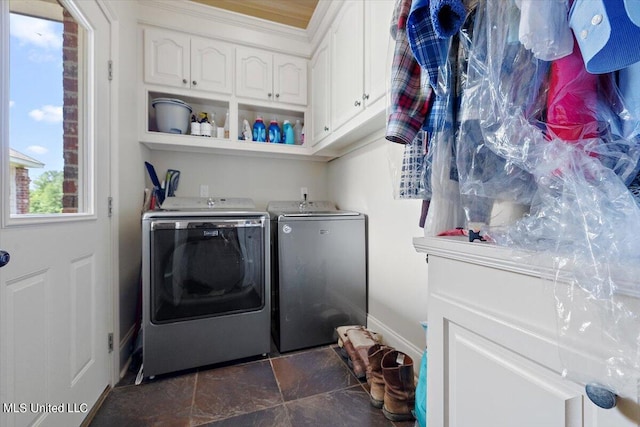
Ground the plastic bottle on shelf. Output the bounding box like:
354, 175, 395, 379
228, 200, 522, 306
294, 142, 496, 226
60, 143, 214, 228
242, 119, 252, 141
199, 112, 212, 137
268, 118, 282, 143
253, 116, 266, 142
294, 119, 303, 145
223, 109, 230, 139
301, 124, 305, 145
283, 120, 295, 145
190, 114, 201, 136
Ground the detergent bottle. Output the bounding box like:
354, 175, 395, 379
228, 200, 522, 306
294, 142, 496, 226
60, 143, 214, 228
268, 118, 281, 143
253, 116, 266, 142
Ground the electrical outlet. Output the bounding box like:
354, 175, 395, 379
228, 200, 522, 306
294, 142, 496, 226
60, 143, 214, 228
200, 184, 209, 198
300, 187, 308, 200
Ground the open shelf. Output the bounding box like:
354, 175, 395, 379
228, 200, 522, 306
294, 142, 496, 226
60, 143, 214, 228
141, 88, 330, 159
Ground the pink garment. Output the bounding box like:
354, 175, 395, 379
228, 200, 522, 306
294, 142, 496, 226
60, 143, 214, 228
546, 38, 599, 143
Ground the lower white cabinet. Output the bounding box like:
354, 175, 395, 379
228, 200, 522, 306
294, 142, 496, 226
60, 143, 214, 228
414, 236, 640, 427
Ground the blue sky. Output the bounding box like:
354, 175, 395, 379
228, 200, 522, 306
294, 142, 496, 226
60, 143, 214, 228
9, 12, 64, 186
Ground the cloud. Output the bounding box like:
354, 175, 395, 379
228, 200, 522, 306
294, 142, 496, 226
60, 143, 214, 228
10, 14, 62, 50
27, 51, 59, 63
29, 105, 63, 123
27, 145, 49, 155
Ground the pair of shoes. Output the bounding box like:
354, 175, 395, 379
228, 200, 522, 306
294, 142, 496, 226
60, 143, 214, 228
367, 344, 416, 422
336, 325, 381, 380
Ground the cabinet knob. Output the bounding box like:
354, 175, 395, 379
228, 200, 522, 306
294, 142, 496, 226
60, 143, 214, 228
182, 79, 188, 84
585, 384, 617, 409
268, 93, 272, 98
276, 93, 280, 98
363, 93, 370, 100
192, 80, 197, 86
324, 126, 329, 131
354, 100, 361, 107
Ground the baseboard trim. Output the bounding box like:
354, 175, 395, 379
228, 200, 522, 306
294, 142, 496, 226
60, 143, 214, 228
80, 385, 111, 427
366, 315, 424, 365
119, 324, 137, 380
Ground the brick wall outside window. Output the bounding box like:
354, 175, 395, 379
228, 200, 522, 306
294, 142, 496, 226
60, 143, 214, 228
15, 167, 30, 214
62, 9, 79, 213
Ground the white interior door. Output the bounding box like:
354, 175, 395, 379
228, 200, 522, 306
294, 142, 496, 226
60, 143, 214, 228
0, 1, 112, 426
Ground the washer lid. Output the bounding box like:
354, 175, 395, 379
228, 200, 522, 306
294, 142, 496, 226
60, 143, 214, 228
161, 197, 255, 210
267, 200, 360, 217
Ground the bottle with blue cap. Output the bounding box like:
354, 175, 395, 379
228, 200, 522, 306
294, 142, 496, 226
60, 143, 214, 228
283, 120, 295, 145
253, 116, 266, 142
268, 118, 281, 143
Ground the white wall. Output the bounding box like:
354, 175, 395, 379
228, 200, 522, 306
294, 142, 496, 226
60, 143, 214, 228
148, 152, 328, 209
328, 135, 429, 360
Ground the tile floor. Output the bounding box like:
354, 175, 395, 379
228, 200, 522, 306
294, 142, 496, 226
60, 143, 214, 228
88, 344, 416, 427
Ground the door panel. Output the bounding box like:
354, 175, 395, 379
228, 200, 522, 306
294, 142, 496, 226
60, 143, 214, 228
4, 273, 49, 427
331, 0, 364, 131
364, 0, 394, 106
311, 33, 330, 143
1, 1, 112, 426
144, 27, 190, 88
191, 37, 233, 94
447, 322, 583, 427
274, 54, 307, 105
236, 46, 273, 100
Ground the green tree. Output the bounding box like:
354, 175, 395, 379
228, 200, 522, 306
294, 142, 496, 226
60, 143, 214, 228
30, 170, 63, 214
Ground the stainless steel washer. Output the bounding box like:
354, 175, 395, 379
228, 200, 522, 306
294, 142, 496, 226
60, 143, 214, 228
142, 197, 270, 377
268, 201, 367, 352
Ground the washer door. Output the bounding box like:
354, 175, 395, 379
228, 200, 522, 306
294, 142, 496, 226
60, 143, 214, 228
150, 219, 265, 323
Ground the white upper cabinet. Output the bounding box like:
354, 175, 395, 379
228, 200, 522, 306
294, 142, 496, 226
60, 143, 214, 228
330, 0, 364, 132
330, 0, 394, 133
364, 0, 395, 107
236, 46, 307, 106
190, 37, 234, 94
144, 27, 233, 95
311, 32, 331, 143
144, 27, 189, 87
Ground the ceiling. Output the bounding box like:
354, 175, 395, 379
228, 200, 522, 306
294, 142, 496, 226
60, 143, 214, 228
188, 0, 319, 29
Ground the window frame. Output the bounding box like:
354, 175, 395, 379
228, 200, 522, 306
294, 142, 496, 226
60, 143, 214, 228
2, 0, 97, 227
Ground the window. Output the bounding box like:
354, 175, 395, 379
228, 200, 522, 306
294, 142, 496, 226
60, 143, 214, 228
8, 0, 83, 215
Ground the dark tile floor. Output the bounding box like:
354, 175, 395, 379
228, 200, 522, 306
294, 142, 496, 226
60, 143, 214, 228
88, 344, 416, 427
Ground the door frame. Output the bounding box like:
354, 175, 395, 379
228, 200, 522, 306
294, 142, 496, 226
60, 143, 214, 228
97, 0, 121, 388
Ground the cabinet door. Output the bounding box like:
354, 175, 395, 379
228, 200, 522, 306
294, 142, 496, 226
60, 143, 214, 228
236, 46, 273, 101
190, 37, 233, 95
364, 0, 394, 106
331, 0, 364, 131
426, 251, 640, 427
311, 33, 331, 144
273, 54, 307, 105
442, 322, 584, 427
144, 27, 190, 88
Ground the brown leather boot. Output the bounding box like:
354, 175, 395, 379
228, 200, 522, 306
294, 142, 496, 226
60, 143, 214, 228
381, 350, 415, 421
335, 326, 381, 380
367, 344, 393, 408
